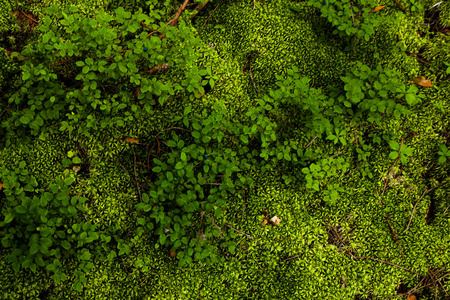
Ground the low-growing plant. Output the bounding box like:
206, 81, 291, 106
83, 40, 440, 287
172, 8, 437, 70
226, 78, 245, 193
301, 157, 349, 205
307, 0, 393, 42
3, 4, 208, 143
336, 62, 425, 126
438, 144, 450, 164
134, 101, 244, 268
387, 139, 413, 164
0, 160, 110, 291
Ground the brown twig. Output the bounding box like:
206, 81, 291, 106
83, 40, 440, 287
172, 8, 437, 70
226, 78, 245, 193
405, 188, 431, 232
167, 0, 190, 27
199, 3, 220, 33
140, 21, 151, 30
342, 163, 361, 180
330, 148, 347, 159
139, 276, 149, 286
225, 224, 254, 240
190, 0, 210, 19
248, 54, 260, 95
305, 134, 318, 149
382, 138, 404, 195
143, 0, 189, 40
121, 257, 129, 273
142, 63, 171, 74
392, 0, 408, 14
280, 254, 302, 262
405, 49, 430, 66
113, 156, 147, 189
13, 0, 39, 24
53, 56, 81, 66
384, 214, 405, 260
131, 145, 142, 203
0, 103, 11, 118
331, 226, 358, 261
155, 127, 192, 137
241, 189, 246, 220
357, 256, 422, 276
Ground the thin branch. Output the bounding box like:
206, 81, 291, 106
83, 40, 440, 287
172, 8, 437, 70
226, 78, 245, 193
383, 138, 404, 195
357, 256, 422, 276
241, 188, 246, 221
342, 163, 361, 180
405, 188, 431, 232
0, 103, 11, 118
225, 224, 254, 240
190, 0, 210, 19
139, 276, 149, 286
155, 127, 192, 137
305, 134, 318, 149
167, 0, 190, 27
330, 148, 347, 159
385, 214, 405, 260
331, 226, 358, 261
280, 254, 302, 262
392, 0, 408, 13
142, 63, 171, 74
131, 145, 142, 203
199, 3, 220, 33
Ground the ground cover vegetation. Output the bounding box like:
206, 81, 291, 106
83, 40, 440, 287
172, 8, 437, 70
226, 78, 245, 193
0, 0, 450, 299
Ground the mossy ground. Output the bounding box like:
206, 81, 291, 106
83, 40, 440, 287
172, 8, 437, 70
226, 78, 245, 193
1, 0, 450, 299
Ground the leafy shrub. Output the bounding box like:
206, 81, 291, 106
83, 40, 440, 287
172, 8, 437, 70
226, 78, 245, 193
3, 4, 207, 143
0, 161, 109, 291
263, 66, 334, 139
135, 101, 243, 268
307, 0, 393, 42
302, 157, 349, 205
438, 144, 450, 164
335, 61, 425, 126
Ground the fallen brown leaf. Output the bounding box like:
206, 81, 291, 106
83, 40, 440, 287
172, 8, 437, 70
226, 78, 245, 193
268, 216, 282, 226
123, 137, 139, 143
411, 77, 432, 87
407, 295, 416, 300
0, 182, 2, 191
169, 248, 177, 258
261, 210, 269, 217
370, 6, 385, 12
261, 219, 268, 226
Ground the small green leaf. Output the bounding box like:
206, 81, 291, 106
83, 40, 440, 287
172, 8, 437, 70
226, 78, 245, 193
20, 116, 30, 124
119, 64, 127, 73
159, 233, 166, 245
22, 72, 31, 81
389, 151, 398, 159
79, 250, 91, 260
405, 94, 416, 105
64, 177, 74, 186
175, 162, 184, 169
72, 157, 82, 164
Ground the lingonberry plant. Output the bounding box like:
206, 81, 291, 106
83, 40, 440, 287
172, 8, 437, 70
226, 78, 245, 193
307, 0, 394, 42
135, 101, 243, 268
0, 161, 109, 291
335, 62, 425, 126
4, 4, 208, 144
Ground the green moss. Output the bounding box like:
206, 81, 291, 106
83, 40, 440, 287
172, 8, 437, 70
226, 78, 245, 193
1, 0, 450, 298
